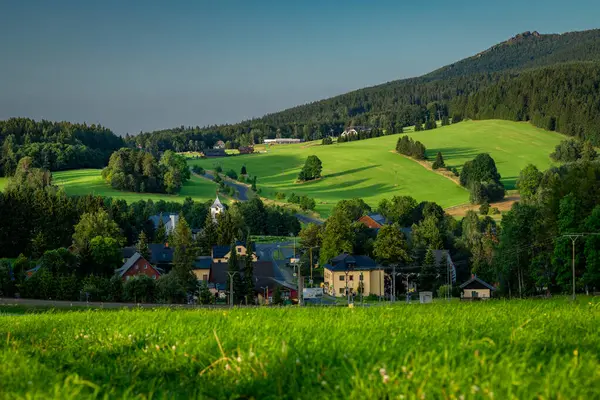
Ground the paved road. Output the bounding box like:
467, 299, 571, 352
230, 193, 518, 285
199, 171, 323, 225
201, 172, 250, 201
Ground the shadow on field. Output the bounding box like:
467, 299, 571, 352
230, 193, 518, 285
426, 147, 479, 161
501, 176, 517, 190
325, 165, 381, 179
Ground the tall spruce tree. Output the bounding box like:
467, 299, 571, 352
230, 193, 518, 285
227, 238, 244, 304
135, 231, 151, 260
243, 235, 255, 304
155, 214, 167, 243
172, 214, 196, 291
419, 248, 437, 291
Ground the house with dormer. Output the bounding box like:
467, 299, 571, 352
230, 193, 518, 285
211, 241, 257, 263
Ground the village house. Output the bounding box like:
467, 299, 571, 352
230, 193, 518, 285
340, 126, 371, 137
460, 275, 496, 300
209, 260, 297, 303
211, 241, 257, 263
213, 140, 226, 149
148, 213, 179, 235
148, 243, 174, 271
323, 253, 384, 297
193, 256, 212, 282
115, 252, 161, 281
357, 213, 388, 229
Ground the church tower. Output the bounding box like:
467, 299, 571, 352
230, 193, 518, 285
210, 195, 225, 223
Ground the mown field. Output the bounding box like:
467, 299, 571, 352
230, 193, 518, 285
190, 120, 563, 216
45, 169, 217, 204
0, 299, 598, 399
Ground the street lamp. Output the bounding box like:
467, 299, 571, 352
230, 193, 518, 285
260, 286, 269, 305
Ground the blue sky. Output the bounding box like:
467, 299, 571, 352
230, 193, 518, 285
0, 0, 598, 134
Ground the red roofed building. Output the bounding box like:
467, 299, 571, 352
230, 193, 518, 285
115, 252, 161, 281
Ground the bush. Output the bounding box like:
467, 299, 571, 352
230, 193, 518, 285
322, 137, 333, 145
225, 169, 238, 180
156, 272, 188, 304
299, 196, 316, 211
432, 152, 445, 169
449, 167, 460, 177
490, 207, 501, 215
191, 165, 205, 175
124, 275, 157, 303
437, 284, 452, 299
241, 165, 247, 175
288, 193, 300, 204
395, 136, 426, 159
275, 192, 286, 201
479, 202, 490, 215
214, 165, 223, 173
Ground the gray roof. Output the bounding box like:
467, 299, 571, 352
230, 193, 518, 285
324, 253, 379, 272
367, 213, 387, 226
194, 256, 212, 269
149, 243, 174, 264
115, 252, 143, 277
148, 214, 178, 230
211, 196, 224, 210
460, 276, 496, 291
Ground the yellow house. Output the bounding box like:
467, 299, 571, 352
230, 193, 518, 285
323, 254, 385, 297
193, 256, 212, 282
211, 242, 258, 263
460, 275, 496, 300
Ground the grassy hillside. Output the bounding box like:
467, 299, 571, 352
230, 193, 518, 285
191, 120, 562, 215
1, 299, 599, 399
408, 120, 564, 189
0, 169, 217, 204
193, 136, 469, 217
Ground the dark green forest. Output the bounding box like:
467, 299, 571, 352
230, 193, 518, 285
0, 118, 123, 176
125, 29, 600, 152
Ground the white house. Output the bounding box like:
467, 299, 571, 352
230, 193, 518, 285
148, 213, 179, 235
210, 195, 225, 223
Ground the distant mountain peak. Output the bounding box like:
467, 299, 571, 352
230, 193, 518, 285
475, 31, 543, 58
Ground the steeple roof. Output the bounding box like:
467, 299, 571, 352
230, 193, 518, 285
211, 195, 224, 210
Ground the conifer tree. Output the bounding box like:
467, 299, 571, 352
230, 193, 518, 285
227, 238, 244, 304
432, 152, 445, 169
155, 214, 167, 243
243, 235, 255, 304
135, 231, 151, 260
419, 248, 437, 291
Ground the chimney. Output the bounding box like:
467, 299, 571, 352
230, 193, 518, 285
471, 273, 475, 279
165, 242, 169, 248
170, 214, 177, 231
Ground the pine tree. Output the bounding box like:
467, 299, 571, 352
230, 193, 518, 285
198, 213, 218, 255
581, 140, 597, 161
419, 248, 437, 291
243, 235, 255, 304
227, 238, 244, 304
241, 165, 247, 175
432, 152, 445, 169
155, 214, 167, 243
172, 214, 196, 291
135, 231, 150, 260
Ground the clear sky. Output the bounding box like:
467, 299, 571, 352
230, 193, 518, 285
1, 0, 598, 134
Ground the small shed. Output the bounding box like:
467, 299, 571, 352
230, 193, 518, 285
460, 275, 495, 300
419, 291, 433, 304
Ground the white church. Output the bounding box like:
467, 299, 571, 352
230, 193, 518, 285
210, 195, 225, 223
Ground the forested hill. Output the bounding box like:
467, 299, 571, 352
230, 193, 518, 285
424, 29, 600, 80
0, 118, 123, 176
128, 28, 600, 151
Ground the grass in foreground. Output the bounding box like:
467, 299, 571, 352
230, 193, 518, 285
190, 120, 562, 216
1, 299, 598, 399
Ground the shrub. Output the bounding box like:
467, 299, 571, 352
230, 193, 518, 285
479, 202, 490, 215
322, 137, 333, 145
490, 207, 501, 215
432, 152, 445, 169
299, 196, 316, 211
241, 165, 247, 175
225, 169, 238, 180
275, 192, 286, 201
191, 165, 205, 175
288, 193, 300, 204
124, 275, 157, 303
437, 284, 452, 298
214, 165, 223, 173
449, 167, 459, 177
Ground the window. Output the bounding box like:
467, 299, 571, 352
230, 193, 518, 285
339, 275, 345, 281
203, 274, 208, 282
339, 288, 345, 294
126, 276, 130, 281
144, 264, 148, 270
134, 265, 139, 270
349, 275, 354, 281
153, 275, 157, 280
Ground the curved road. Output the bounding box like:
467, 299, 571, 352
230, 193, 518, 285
196, 170, 323, 225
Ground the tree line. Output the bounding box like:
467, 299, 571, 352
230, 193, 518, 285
0, 118, 123, 176
102, 148, 190, 194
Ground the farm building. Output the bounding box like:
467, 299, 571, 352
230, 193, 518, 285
238, 146, 254, 154
115, 252, 162, 281
323, 253, 384, 297
341, 126, 371, 137
460, 275, 496, 300
263, 138, 303, 145
203, 148, 227, 157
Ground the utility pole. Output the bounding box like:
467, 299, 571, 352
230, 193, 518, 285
296, 261, 304, 306
563, 234, 584, 301
309, 247, 313, 287
226, 271, 239, 307
392, 265, 396, 303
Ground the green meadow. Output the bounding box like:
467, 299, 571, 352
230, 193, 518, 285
409, 120, 564, 189
51, 169, 218, 204
191, 120, 563, 216
1, 299, 599, 399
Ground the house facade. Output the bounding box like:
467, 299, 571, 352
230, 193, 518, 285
193, 256, 212, 282
460, 275, 495, 299
341, 126, 371, 137
214, 140, 226, 149
323, 253, 384, 297
115, 252, 161, 281
211, 241, 257, 263
148, 213, 179, 235
357, 213, 387, 229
